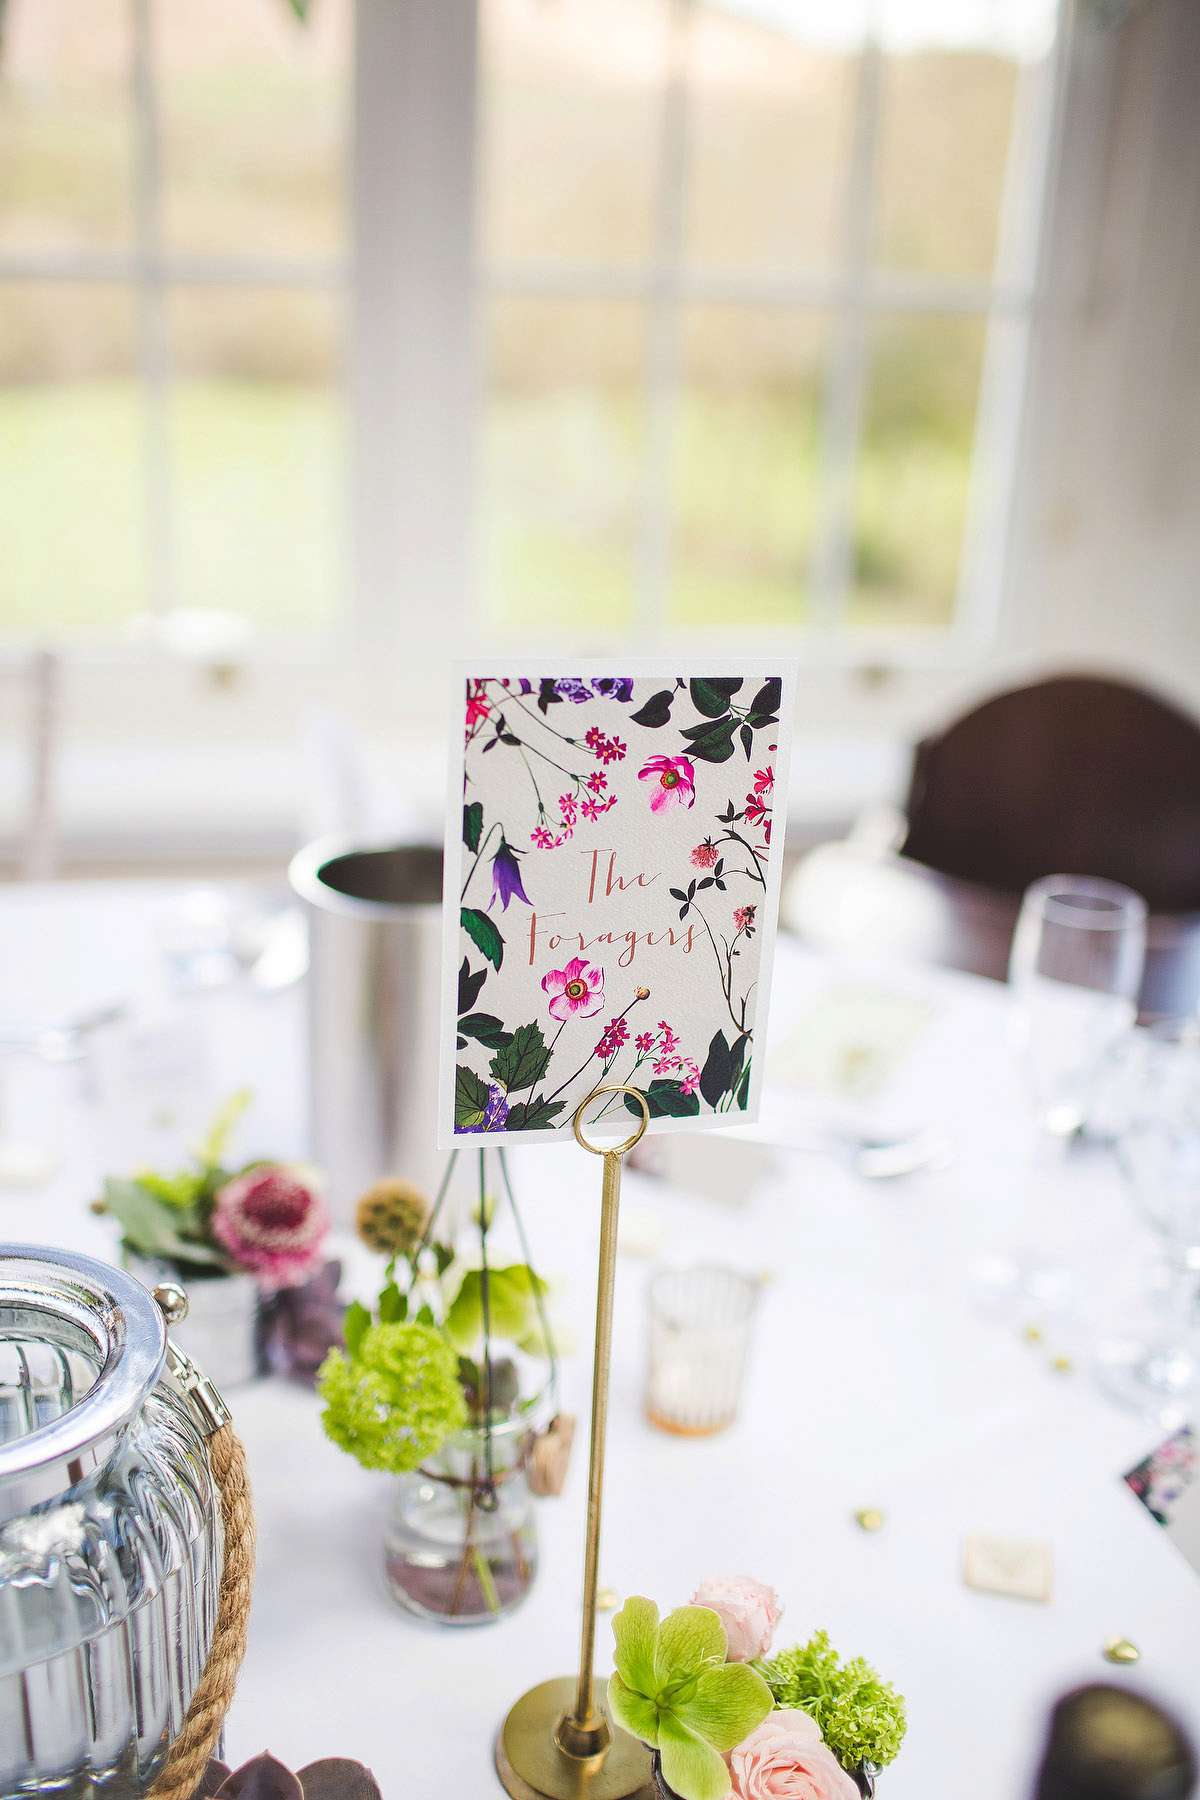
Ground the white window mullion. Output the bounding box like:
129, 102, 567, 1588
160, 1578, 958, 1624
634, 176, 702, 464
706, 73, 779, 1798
954, 13, 1069, 652
131, 0, 173, 618
808, 25, 883, 631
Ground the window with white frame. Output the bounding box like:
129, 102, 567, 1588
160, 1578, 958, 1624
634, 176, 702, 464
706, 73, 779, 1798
0, 0, 1059, 650
0, 0, 349, 634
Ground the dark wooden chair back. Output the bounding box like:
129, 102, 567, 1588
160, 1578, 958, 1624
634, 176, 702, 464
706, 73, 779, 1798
902, 675, 1200, 912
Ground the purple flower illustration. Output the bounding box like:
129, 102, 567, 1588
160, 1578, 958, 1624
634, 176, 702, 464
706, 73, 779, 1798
591, 676, 634, 702
462, 1083, 511, 1133
554, 677, 593, 704
489, 837, 531, 911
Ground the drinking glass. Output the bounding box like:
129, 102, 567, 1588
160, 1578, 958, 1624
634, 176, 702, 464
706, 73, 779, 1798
974, 875, 1147, 1320
1096, 1020, 1200, 1426
1009, 875, 1147, 1138
645, 1266, 759, 1436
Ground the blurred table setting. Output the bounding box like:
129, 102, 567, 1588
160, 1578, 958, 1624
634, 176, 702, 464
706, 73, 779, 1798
0, 874, 1197, 1799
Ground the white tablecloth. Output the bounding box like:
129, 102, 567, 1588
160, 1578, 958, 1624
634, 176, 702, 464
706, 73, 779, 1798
0, 880, 1195, 1800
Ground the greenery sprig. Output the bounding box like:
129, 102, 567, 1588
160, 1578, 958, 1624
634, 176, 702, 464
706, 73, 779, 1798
756, 1631, 907, 1771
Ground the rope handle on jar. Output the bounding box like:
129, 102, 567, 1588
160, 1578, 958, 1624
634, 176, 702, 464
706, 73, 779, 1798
148, 1289, 257, 1800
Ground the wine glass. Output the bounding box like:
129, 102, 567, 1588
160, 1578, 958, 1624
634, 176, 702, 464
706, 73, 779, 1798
1096, 1020, 1200, 1427
974, 875, 1147, 1320
1009, 875, 1147, 1138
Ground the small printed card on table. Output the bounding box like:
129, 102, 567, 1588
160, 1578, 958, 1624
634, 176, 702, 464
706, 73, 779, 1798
439, 663, 795, 1146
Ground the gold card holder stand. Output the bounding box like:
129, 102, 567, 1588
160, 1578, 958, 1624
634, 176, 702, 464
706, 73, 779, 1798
495, 1085, 656, 1800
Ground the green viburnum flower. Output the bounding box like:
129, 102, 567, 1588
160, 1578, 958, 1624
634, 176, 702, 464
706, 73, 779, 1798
608, 1598, 772, 1800
317, 1322, 467, 1474
756, 1632, 907, 1771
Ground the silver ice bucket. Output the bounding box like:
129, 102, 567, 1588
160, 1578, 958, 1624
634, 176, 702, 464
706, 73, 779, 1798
289, 837, 445, 1222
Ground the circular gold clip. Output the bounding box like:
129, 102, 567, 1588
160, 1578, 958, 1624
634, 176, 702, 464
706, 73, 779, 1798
572, 1085, 650, 1158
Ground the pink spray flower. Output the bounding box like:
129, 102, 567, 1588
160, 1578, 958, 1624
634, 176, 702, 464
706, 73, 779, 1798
211, 1165, 329, 1289
638, 755, 696, 814
542, 957, 606, 1022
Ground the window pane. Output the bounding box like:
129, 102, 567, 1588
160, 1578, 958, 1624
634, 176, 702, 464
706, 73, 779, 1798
481, 297, 645, 630
670, 306, 826, 627
157, 0, 350, 255
167, 287, 344, 624
0, 0, 134, 250
479, 0, 669, 266
872, 49, 1019, 277
0, 284, 145, 628
683, 7, 858, 273
850, 313, 985, 626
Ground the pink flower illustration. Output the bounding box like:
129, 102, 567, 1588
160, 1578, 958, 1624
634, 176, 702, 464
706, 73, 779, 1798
734, 904, 757, 935
531, 825, 556, 849
753, 766, 775, 799
595, 1017, 629, 1060
691, 840, 719, 869
745, 792, 770, 828
585, 771, 608, 794
635, 1031, 656, 1053
638, 755, 696, 814
211, 1165, 329, 1289
542, 957, 605, 1022
465, 681, 491, 728
586, 726, 627, 765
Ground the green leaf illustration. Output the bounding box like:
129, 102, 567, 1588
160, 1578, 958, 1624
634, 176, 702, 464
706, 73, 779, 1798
458, 1012, 513, 1051
458, 958, 487, 1015
698, 1031, 732, 1107
504, 1097, 566, 1131
463, 801, 483, 852
747, 676, 782, 722
630, 688, 675, 728
489, 1022, 551, 1094
679, 716, 738, 763
623, 1079, 700, 1120
454, 1065, 491, 1128
689, 676, 742, 718
462, 906, 504, 971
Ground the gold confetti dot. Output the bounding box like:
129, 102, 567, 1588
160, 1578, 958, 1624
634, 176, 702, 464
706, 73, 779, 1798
1050, 1355, 1074, 1374
855, 1509, 884, 1532
1023, 1325, 1044, 1344
596, 1587, 619, 1612
1103, 1637, 1140, 1665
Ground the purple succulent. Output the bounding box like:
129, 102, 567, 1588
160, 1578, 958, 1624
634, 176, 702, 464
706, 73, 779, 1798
592, 676, 634, 702
257, 1259, 345, 1386
489, 837, 530, 911
191, 1753, 381, 1800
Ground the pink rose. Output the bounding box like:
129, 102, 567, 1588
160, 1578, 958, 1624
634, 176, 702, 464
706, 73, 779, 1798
690, 1575, 782, 1662
730, 1710, 860, 1800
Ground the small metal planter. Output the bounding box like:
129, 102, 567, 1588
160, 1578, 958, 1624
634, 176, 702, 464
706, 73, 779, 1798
126, 1253, 260, 1392
0, 1245, 224, 1797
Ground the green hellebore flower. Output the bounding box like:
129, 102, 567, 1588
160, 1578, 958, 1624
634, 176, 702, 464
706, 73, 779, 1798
608, 1598, 772, 1800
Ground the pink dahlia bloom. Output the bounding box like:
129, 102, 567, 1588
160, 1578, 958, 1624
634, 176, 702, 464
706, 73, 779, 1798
638, 755, 696, 814
691, 1574, 782, 1661
212, 1165, 329, 1289
542, 957, 605, 1022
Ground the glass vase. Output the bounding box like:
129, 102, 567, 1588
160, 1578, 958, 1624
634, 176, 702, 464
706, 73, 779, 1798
383, 1413, 538, 1625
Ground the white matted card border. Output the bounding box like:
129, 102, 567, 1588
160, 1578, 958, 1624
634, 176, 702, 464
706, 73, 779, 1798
437, 657, 796, 1149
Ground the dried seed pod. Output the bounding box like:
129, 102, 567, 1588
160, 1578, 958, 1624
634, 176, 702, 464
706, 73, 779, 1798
355, 1178, 429, 1257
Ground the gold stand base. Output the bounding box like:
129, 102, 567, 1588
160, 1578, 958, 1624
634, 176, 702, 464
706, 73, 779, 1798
495, 1677, 656, 1800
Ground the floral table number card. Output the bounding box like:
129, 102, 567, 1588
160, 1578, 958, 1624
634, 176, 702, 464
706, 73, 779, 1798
439, 662, 795, 1145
